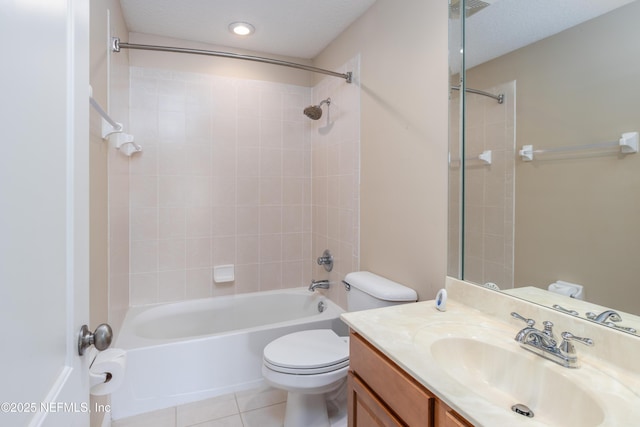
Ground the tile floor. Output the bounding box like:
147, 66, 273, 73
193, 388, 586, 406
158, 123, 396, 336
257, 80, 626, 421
112, 386, 288, 427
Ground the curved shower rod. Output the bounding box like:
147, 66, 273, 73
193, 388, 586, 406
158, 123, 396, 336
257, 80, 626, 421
112, 38, 352, 84
450, 85, 504, 104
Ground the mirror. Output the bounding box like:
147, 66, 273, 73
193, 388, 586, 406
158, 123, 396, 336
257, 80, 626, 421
449, 0, 640, 333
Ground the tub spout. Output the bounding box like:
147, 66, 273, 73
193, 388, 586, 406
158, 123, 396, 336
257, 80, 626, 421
309, 279, 330, 292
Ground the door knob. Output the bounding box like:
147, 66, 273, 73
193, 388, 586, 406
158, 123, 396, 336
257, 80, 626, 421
78, 323, 113, 356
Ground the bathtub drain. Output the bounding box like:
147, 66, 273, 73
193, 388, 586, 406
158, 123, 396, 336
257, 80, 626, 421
511, 403, 534, 418
318, 301, 326, 313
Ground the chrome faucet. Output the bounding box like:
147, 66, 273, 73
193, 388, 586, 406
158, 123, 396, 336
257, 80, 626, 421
309, 279, 330, 292
586, 310, 622, 323
585, 310, 637, 333
518, 328, 558, 351
511, 312, 594, 368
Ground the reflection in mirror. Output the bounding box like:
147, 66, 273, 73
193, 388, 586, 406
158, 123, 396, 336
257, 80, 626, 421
448, 1, 463, 281
449, 0, 640, 333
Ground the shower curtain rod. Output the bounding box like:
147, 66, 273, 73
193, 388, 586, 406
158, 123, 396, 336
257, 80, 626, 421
450, 86, 504, 104
112, 38, 352, 83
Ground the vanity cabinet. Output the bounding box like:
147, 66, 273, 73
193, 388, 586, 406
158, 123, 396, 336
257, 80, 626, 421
435, 401, 474, 427
348, 331, 472, 427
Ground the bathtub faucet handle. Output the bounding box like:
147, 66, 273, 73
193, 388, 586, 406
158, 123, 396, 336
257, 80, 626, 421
309, 279, 330, 292
316, 249, 333, 272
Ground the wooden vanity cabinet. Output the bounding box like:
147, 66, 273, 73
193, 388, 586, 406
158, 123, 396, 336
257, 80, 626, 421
435, 400, 474, 427
348, 331, 473, 427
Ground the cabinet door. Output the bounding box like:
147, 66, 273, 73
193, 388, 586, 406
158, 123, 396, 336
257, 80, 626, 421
350, 332, 434, 425
435, 400, 474, 427
348, 373, 405, 427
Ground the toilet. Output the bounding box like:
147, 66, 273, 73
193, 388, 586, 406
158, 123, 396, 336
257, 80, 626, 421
262, 271, 418, 427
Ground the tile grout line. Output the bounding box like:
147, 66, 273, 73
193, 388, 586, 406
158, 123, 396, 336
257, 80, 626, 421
233, 391, 246, 427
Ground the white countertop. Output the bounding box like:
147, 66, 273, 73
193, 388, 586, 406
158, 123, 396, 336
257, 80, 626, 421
341, 278, 640, 427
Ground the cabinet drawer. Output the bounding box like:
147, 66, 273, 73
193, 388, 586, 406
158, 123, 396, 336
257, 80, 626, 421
350, 332, 434, 426
348, 372, 404, 427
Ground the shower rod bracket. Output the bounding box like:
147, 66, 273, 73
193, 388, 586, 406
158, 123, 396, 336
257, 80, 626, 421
111, 37, 353, 84
345, 71, 353, 84
101, 119, 123, 140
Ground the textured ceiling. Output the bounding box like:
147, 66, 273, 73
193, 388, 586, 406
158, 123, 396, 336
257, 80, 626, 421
119, 0, 377, 59
450, 0, 636, 72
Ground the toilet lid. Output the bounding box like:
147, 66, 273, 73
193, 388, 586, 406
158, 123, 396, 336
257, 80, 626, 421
263, 330, 349, 374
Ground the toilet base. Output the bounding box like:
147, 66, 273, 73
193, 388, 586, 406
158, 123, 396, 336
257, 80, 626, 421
284, 392, 330, 427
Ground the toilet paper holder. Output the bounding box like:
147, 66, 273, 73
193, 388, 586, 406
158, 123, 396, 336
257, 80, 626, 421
89, 347, 127, 395
78, 323, 113, 356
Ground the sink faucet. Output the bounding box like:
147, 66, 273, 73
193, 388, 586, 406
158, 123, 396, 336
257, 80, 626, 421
586, 310, 622, 323
585, 310, 637, 333
518, 328, 558, 351
515, 320, 557, 347
309, 279, 330, 292
511, 312, 594, 368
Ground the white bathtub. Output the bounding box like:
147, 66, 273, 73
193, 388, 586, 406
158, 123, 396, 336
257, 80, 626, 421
110, 288, 346, 420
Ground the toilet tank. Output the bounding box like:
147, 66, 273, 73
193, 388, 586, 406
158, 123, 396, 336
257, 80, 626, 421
344, 271, 418, 312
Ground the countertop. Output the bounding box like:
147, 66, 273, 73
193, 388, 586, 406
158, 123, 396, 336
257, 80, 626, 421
341, 289, 640, 427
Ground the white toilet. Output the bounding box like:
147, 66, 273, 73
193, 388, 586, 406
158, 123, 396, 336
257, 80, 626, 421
262, 271, 418, 427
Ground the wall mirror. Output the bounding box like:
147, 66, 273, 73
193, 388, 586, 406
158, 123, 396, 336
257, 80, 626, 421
448, 0, 640, 334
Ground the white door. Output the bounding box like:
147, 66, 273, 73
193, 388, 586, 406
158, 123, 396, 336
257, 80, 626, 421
0, 1, 91, 426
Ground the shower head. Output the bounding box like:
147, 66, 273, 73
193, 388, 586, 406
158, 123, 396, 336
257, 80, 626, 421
303, 98, 331, 120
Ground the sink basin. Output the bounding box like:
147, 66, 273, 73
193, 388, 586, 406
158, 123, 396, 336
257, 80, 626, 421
411, 322, 640, 426
430, 337, 604, 426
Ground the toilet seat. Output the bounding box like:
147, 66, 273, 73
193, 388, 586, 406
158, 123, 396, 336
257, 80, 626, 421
263, 330, 349, 375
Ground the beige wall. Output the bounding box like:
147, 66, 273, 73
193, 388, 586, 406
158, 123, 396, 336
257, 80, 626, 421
313, 0, 450, 300
90, 2, 130, 426
89, 3, 109, 332
466, 2, 640, 312
90, 1, 130, 334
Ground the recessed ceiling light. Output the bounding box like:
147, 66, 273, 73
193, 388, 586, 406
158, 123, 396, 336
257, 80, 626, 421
229, 22, 255, 36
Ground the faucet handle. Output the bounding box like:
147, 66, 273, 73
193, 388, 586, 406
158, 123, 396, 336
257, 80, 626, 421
560, 332, 594, 347
604, 322, 637, 333
559, 332, 594, 359
542, 321, 557, 342
316, 249, 333, 272
511, 312, 535, 327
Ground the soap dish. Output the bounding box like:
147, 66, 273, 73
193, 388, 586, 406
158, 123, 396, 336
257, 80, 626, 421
213, 265, 234, 283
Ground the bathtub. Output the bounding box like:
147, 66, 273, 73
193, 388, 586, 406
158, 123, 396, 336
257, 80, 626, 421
110, 288, 346, 420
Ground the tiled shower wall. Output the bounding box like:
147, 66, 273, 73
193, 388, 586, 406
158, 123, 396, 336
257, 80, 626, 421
310, 57, 361, 309
127, 59, 360, 306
